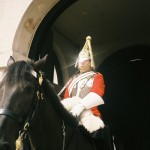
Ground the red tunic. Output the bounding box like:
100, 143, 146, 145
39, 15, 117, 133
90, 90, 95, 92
63, 72, 105, 118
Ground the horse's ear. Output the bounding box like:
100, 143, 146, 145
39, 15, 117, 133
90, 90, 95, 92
34, 54, 48, 72
7, 56, 15, 66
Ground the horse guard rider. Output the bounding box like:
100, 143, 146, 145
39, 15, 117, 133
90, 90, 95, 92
60, 36, 105, 134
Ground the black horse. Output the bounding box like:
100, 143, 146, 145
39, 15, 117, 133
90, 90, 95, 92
0, 55, 98, 150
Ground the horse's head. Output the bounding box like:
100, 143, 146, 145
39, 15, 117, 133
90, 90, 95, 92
0, 55, 48, 150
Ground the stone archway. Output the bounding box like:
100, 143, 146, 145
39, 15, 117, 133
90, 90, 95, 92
12, 0, 60, 61
12, 0, 77, 85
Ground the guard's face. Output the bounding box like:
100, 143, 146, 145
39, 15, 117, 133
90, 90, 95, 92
78, 59, 91, 73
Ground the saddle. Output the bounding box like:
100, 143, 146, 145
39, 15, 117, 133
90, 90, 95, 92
78, 124, 113, 150
91, 125, 114, 150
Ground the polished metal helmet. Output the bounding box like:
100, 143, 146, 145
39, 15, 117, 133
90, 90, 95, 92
75, 36, 95, 69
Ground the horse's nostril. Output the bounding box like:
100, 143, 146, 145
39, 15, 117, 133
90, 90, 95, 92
2, 143, 11, 150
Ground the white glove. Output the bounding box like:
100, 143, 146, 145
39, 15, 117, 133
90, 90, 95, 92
61, 97, 82, 111
70, 103, 85, 117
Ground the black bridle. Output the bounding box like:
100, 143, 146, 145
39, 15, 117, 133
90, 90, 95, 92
0, 108, 23, 123
0, 71, 44, 149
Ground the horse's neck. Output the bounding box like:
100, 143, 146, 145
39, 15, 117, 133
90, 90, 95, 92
28, 82, 96, 150
28, 98, 65, 149
28, 98, 96, 150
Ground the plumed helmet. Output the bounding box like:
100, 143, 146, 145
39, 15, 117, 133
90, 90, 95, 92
75, 36, 95, 69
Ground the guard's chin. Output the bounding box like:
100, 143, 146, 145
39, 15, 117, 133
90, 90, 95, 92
79, 69, 86, 73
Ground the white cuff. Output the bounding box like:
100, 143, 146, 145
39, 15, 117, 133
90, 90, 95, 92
80, 92, 104, 109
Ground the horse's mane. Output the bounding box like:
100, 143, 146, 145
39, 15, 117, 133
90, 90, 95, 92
43, 79, 79, 127
1, 61, 35, 87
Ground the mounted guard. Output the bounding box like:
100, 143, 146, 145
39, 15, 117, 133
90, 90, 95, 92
61, 36, 105, 133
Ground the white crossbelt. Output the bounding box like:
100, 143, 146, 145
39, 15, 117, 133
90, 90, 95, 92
68, 71, 96, 96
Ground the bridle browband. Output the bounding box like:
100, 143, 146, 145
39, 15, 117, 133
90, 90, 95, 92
0, 70, 44, 150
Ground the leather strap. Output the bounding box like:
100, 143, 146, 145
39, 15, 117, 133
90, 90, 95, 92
0, 108, 22, 123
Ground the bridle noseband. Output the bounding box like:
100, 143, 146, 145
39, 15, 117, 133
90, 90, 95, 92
0, 108, 23, 123
0, 70, 44, 150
